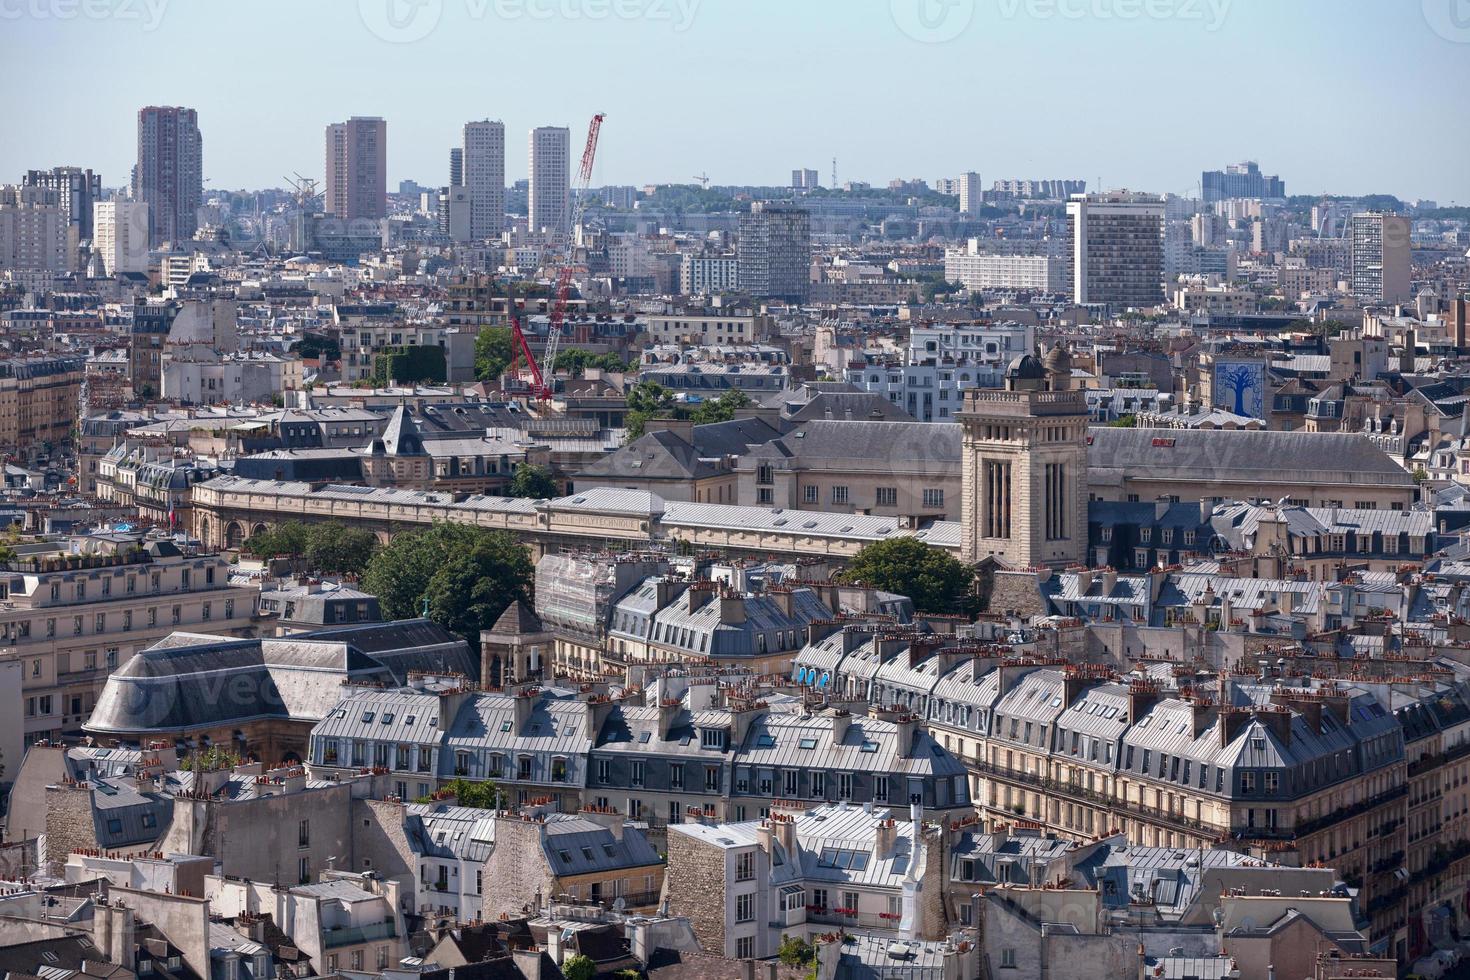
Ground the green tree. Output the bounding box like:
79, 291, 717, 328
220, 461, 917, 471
508, 463, 558, 500
837, 537, 976, 615
690, 388, 751, 425
361, 523, 533, 648
624, 380, 679, 440
303, 522, 379, 576
552, 348, 592, 376
436, 776, 507, 808
1107, 414, 1137, 427
244, 521, 311, 559
562, 955, 596, 980
474, 326, 515, 382
555, 348, 631, 376
778, 935, 816, 968
921, 278, 962, 303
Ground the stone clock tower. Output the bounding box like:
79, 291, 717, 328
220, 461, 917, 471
958, 343, 1089, 569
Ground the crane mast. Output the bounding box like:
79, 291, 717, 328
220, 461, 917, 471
539, 112, 604, 398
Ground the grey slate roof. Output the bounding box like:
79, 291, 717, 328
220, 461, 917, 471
749, 420, 961, 476
87, 619, 473, 736
1087, 426, 1415, 488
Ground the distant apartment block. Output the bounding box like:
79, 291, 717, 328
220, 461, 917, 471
645, 311, 774, 345
957, 171, 982, 213
1201, 160, 1285, 202
1350, 211, 1412, 304
93, 200, 150, 276
679, 253, 739, 294
0, 185, 66, 272
599, 185, 638, 209
737, 201, 810, 303
1065, 191, 1165, 308
23, 166, 101, 260
462, 119, 505, 240
790, 168, 819, 190
134, 106, 202, 246
325, 116, 387, 221
944, 239, 1067, 292
528, 126, 570, 234
991, 178, 1085, 200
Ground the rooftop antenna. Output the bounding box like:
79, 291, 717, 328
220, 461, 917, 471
831, 156, 837, 189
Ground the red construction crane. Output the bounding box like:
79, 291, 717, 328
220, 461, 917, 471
539, 112, 605, 398
501, 278, 545, 397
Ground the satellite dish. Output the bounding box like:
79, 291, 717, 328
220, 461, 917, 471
613, 897, 626, 912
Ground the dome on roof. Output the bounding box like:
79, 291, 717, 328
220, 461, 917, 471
1006, 353, 1047, 381
1043, 342, 1072, 376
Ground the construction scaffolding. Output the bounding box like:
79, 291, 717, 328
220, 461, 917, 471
534, 551, 671, 639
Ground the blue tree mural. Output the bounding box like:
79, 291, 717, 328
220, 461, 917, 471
1215, 363, 1263, 417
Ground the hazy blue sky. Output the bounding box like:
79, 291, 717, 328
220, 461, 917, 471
5, 0, 1469, 201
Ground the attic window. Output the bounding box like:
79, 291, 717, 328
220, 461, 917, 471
500, 721, 513, 732
405, 716, 415, 725
558, 850, 572, 865
798, 737, 818, 750
859, 741, 879, 753
639, 732, 651, 743
381, 713, 394, 724
362, 711, 375, 723
756, 734, 777, 748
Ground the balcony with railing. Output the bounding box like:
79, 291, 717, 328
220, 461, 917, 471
1293, 785, 1408, 838
1408, 739, 1470, 778
973, 758, 1223, 837
806, 909, 903, 931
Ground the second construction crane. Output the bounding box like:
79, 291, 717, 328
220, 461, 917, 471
535, 112, 605, 399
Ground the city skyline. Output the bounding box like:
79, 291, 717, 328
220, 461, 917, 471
4, 0, 1469, 202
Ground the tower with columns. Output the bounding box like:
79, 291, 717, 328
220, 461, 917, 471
959, 343, 1089, 569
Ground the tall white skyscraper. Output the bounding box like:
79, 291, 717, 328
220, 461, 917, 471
462, 120, 505, 241
958, 172, 982, 214
528, 126, 570, 235
94, 200, 150, 276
